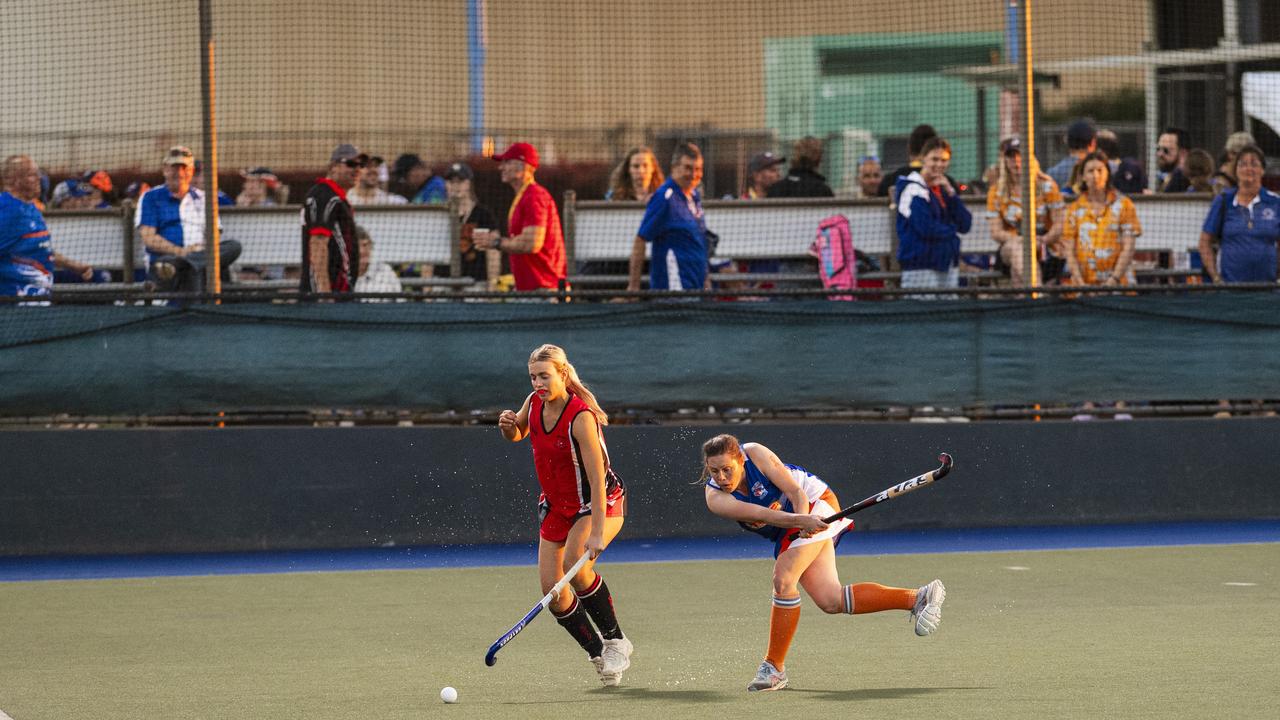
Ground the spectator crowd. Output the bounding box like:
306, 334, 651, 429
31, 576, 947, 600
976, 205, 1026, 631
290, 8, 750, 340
3, 117, 1278, 300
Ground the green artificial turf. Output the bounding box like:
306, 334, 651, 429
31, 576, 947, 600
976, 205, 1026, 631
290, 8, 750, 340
1, 544, 1275, 719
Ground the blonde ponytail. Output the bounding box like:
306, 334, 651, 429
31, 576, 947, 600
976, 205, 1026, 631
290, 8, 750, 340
528, 344, 609, 425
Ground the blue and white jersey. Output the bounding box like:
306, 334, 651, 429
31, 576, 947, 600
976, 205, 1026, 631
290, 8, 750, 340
0, 191, 54, 297
637, 177, 708, 290
894, 172, 970, 272
136, 185, 210, 263
706, 457, 828, 542
1203, 188, 1280, 283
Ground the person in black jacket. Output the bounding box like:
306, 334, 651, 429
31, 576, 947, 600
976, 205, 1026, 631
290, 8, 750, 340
768, 136, 833, 198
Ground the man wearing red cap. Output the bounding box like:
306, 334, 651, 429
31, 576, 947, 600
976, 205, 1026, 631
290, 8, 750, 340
473, 143, 566, 292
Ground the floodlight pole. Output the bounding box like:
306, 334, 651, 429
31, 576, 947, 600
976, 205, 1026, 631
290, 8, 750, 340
468, 0, 488, 155
1017, 0, 1039, 288
199, 0, 222, 297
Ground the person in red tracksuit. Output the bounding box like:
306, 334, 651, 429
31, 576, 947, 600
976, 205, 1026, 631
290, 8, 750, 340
497, 344, 632, 685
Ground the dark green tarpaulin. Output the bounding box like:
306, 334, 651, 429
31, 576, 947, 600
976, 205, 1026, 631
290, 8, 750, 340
2, 294, 1278, 416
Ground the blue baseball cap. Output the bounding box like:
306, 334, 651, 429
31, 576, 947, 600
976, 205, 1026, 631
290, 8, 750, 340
50, 179, 91, 207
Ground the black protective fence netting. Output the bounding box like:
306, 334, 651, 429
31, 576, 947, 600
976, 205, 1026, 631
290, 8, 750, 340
3, 289, 1280, 421
3, 1, 1280, 418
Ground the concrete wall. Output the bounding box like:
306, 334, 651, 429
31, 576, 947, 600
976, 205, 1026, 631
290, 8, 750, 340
2, 418, 1275, 556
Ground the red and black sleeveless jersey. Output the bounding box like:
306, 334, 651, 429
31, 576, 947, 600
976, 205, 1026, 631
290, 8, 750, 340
529, 393, 623, 511
300, 177, 358, 293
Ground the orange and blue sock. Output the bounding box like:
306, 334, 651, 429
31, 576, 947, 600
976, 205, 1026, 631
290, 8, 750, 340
842, 582, 916, 614
765, 594, 802, 669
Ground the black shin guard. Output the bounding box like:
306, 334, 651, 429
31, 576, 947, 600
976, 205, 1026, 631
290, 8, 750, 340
576, 574, 623, 640
552, 597, 603, 658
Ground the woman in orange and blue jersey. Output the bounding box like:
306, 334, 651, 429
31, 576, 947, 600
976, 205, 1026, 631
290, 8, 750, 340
700, 434, 946, 693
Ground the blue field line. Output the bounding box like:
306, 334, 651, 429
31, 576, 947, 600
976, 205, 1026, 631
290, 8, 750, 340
1, 520, 1277, 583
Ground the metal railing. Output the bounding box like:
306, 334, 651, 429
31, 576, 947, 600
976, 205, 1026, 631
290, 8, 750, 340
43, 193, 1219, 294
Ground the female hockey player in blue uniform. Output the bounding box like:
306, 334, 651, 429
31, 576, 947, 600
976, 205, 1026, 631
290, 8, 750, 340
700, 434, 945, 692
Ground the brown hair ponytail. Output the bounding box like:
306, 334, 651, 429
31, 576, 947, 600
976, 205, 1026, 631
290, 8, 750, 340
698, 433, 744, 483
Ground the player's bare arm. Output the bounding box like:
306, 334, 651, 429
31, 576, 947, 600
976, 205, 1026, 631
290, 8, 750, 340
704, 485, 824, 532
498, 393, 534, 442
571, 411, 608, 557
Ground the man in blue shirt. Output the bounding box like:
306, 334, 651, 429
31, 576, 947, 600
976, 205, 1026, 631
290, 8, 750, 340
136, 145, 239, 291
1047, 120, 1097, 196
0, 155, 55, 297
390, 153, 446, 205
627, 142, 708, 292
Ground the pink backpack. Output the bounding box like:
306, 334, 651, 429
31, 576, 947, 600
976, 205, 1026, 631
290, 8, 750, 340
809, 214, 857, 301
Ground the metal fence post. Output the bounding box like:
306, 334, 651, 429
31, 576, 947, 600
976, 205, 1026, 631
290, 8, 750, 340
121, 199, 136, 283
563, 189, 576, 277
1018, 0, 1038, 288
447, 197, 462, 279
199, 0, 222, 297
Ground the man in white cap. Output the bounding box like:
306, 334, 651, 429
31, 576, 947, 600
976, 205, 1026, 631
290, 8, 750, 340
136, 145, 240, 291
301, 144, 366, 295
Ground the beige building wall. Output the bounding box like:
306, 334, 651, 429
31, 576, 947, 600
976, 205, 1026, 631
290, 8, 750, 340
1, 0, 1149, 171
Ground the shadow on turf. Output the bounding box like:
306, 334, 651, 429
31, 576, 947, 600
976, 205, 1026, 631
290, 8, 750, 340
499, 688, 728, 705
499, 685, 992, 705
786, 686, 992, 701
591, 687, 730, 703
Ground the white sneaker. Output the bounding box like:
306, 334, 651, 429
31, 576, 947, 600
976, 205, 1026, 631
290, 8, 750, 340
911, 579, 946, 636
590, 655, 611, 684
599, 635, 632, 685
746, 660, 787, 692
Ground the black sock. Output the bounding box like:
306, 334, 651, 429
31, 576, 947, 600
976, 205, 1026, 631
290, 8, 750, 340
552, 597, 603, 658
576, 574, 623, 640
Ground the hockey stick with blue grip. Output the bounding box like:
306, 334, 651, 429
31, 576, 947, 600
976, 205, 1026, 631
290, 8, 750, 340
484, 550, 593, 666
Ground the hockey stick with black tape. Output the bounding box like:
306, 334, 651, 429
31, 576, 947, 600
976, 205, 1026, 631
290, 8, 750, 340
820, 453, 954, 524
484, 550, 593, 666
